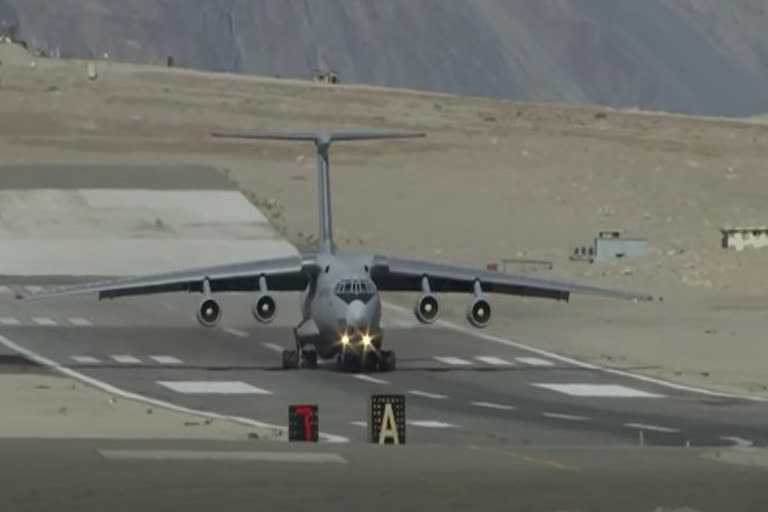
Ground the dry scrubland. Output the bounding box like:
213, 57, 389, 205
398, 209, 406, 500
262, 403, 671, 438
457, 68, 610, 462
2, 43, 768, 399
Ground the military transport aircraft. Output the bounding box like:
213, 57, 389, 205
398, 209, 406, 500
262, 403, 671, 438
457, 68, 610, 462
21, 130, 651, 373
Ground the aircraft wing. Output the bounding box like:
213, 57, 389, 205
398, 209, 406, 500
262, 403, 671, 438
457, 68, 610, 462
370, 255, 652, 302
20, 256, 313, 300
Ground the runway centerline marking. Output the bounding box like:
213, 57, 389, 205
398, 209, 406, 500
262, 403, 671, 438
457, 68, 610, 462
222, 327, 249, 338
111, 355, 142, 364
624, 423, 679, 433
531, 383, 665, 398
353, 374, 389, 385
32, 317, 57, 326
149, 355, 183, 365
71, 356, 100, 364
471, 401, 517, 411
542, 412, 590, 421
408, 390, 448, 400
157, 380, 273, 395
0, 334, 348, 443
434, 356, 472, 366
68, 317, 93, 326
516, 357, 555, 367
474, 356, 514, 366
468, 445, 580, 471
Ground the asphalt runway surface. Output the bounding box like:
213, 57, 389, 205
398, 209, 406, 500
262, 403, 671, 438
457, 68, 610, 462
2, 437, 767, 512
3, 286, 768, 449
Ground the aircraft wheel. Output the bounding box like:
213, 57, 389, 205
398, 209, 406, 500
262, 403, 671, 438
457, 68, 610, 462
338, 352, 360, 373
301, 350, 318, 369
378, 350, 396, 372
282, 350, 299, 370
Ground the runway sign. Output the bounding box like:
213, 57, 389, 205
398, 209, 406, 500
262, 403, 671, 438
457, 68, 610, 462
370, 394, 406, 445
288, 404, 319, 442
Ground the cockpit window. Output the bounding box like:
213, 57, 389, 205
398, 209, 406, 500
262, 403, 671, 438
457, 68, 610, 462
334, 277, 375, 304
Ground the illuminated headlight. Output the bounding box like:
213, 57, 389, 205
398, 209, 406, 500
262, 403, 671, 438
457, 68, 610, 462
361, 334, 372, 347
341, 334, 350, 346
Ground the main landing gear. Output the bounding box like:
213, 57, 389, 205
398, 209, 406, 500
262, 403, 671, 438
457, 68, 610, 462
281, 348, 317, 370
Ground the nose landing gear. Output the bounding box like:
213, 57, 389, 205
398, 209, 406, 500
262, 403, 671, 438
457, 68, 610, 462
336, 349, 396, 373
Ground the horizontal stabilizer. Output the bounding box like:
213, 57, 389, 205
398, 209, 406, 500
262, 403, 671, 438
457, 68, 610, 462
211, 129, 425, 145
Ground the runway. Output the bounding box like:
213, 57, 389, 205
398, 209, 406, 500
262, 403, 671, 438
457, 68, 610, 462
2, 437, 767, 512
3, 286, 768, 448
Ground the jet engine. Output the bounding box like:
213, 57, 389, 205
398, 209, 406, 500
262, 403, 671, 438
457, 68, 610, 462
414, 293, 440, 324
467, 297, 492, 328
196, 297, 222, 327
252, 293, 278, 323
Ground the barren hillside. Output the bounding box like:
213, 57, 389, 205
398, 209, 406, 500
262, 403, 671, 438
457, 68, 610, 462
2, 0, 768, 115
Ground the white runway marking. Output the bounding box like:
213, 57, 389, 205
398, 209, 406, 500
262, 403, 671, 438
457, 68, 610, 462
68, 317, 93, 326
262, 343, 284, 353
516, 357, 555, 367
0, 334, 348, 443
624, 423, 679, 433
434, 356, 472, 366
98, 450, 347, 463
0, 317, 21, 326
32, 317, 57, 326
353, 374, 389, 385
542, 412, 590, 421
720, 436, 754, 448
408, 420, 457, 428
471, 401, 517, 411
0, 286, 11, 294
222, 327, 249, 338
350, 421, 368, 427
157, 380, 273, 395
408, 390, 448, 400
531, 383, 665, 398
149, 355, 183, 365
474, 356, 514, 366
111, 355, 142, 364
24, 286, 44, 293
71, 356, 100, 364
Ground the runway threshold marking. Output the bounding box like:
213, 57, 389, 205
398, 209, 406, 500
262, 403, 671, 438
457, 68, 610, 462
531, 383, 665, 398
515, 357, 555, 367
474, 356, 514, 366
71, 355, 100, 364
149, 355, 183, 365
468, 445, 580, 471
0, 334, 350, 443
32, 317, 57, 326
111, 355, 142, 364
98, 450, 347, 463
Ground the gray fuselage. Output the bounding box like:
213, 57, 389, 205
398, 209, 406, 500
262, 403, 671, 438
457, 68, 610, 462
298, 252, 383, 359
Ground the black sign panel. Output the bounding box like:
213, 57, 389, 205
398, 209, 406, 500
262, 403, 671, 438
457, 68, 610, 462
370, 394, 406, 444
288, 404, 319, 442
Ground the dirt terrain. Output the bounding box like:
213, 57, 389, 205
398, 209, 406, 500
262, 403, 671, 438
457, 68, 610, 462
2, 42, 768, 398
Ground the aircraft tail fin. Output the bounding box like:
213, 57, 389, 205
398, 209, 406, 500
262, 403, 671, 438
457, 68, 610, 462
211, 129, 425, 253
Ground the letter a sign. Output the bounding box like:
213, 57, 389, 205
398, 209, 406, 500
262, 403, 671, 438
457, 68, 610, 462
370, 394, 406, 445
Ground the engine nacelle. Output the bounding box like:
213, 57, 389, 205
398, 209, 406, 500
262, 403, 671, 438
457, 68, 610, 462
196, 297, 222, 327
414, 293, 440, 324
467, 297, 492, 328
252, 293, 278, 323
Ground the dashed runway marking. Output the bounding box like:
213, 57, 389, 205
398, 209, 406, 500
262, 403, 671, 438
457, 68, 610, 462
353, 374, 389, 385
111, 355, 142, 364
24, 286, 44, 294
222, 327, 249, 338
542, 412, 590, 421
471, 401, 517, 411
149, 355, 183, 365
474, 356, 514, 366
531, 383, 665, 398
408, 420, 457, 428
434, 356, 472, 366
624, 423, 679, 433
262, 343, 284, 353
516, 357, 556, 367
157, 380, 273, 395
0, 317, 21, 326
408, 390, 448, 400
71, 355, 100, 364
68, 317, 93, 326
32, 317, 57, 326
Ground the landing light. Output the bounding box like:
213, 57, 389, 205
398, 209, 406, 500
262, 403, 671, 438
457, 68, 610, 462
341, 334, 350, 346
361, 334, 372, 347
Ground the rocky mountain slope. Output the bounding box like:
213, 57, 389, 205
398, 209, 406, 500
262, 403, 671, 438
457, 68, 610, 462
2, 0, 768, 116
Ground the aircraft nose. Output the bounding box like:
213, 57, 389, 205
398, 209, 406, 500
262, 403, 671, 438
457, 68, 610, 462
345, 300, 367, 329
